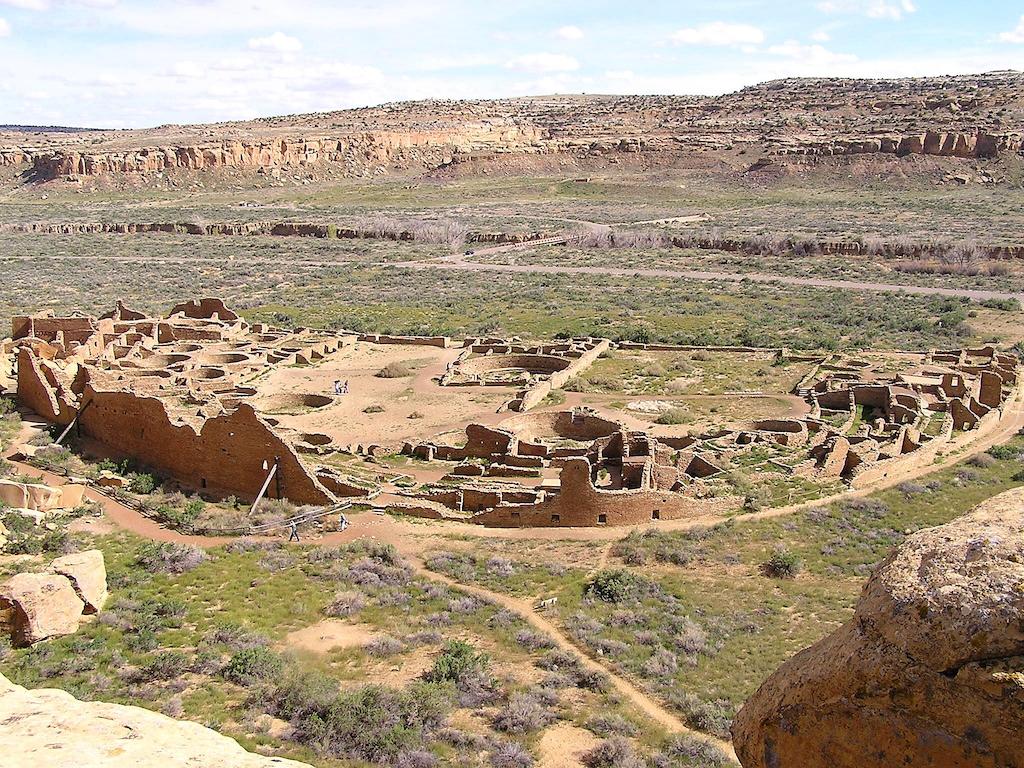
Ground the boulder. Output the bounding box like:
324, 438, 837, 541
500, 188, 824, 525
0, 479, 63, 513
95, 470, 127, 489
0, 673, 313, 767
0, 572, 84, 647
47, 550, 107, 614
733, 487, 1024, 768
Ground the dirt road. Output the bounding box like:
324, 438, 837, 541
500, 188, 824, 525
400, 255, 1024, 303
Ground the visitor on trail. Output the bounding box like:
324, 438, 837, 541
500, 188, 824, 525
288, 520, 299, 542
341, 380, 349, 395
333, 380, 342, 395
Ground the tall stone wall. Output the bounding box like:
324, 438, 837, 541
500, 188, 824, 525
78, 386, 331, 505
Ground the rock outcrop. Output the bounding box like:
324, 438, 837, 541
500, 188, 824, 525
47, 550, 107, 614
0, 549, 108, 647
733, 487, 1024, 768
0, 573, 84, 647
0, 673, 312, 767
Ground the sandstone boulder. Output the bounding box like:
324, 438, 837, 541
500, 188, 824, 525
0, 479, 63, 512
47, 550, 107, 614
0, 572, 84, 647
733, 487, 1024, 768
0, 673, 312, 767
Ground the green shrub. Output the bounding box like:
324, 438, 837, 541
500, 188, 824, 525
376, 362, 412, 378
128, 472, 157, 494
425, 640, 491, 686
224, 646, 284, 686
655, 408, 690, 425
137, 542, 207, 574
259, 668, 451, 763
135, 650, 191, 682
979, 298, 1021, 312
987, 444, 1022, 461
761, 548, 802, 579
586, 570, 642, 603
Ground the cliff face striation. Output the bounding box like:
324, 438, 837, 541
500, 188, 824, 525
3, 71, 1023, 181
0, 673, 312, 768
732, 487, 1024, 768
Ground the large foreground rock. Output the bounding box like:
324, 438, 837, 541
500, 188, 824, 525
733, 487, 1024, 768
0, 673, 312, 767
0, 572, 84, 647
48, 549, 107, 614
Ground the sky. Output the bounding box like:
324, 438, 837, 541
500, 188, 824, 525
2, 0, 1024, 128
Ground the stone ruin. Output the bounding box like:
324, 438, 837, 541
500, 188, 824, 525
5, 301, 1020, 529
441, 337, 610, 412
398, 346, 1020, 527
8, 298, 354, 507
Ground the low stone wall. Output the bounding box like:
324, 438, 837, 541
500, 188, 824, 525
358, 333, 452, 348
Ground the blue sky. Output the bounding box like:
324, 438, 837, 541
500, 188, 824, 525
2, 0, 1024, 128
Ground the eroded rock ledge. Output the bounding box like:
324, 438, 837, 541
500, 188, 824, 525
733, 487, 1024, 768
0, 673, 311, 767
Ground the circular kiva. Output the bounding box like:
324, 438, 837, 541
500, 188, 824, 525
255, 392, 336, 411
457, 354, 571, 377
131, 353, 191, 369
499, 410, 621, 443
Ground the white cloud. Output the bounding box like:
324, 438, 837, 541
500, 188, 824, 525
810, 28, 831, 42
555, 25, 584, 41
417, 53, 496, 71
0, 17, 9, 36
817, 0, 916, 20
767, 40, 858, 66
0, 0, 116, 8
506, 52, 579, 73
670, 22, 764, 47
999, 15, 1024, 44
248, 31, 303, 53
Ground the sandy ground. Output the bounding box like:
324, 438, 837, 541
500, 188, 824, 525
283, 619, 380, 654
537, 722, 601, 768
253, 342, 512, 446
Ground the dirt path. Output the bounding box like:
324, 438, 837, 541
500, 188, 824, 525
398, 550, 738, 760
401, 256, 1024, 303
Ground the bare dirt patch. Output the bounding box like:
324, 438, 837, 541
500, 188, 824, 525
254, 342, 511, 446
537, 722, 601, 768
284, 619, 380, 654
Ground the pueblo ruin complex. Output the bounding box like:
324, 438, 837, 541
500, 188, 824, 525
6, 298, 1020, 529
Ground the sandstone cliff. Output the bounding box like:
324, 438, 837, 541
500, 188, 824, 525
0, 673, 312, 767
732, 487, 1024, 768
4, 70, 1023, 181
